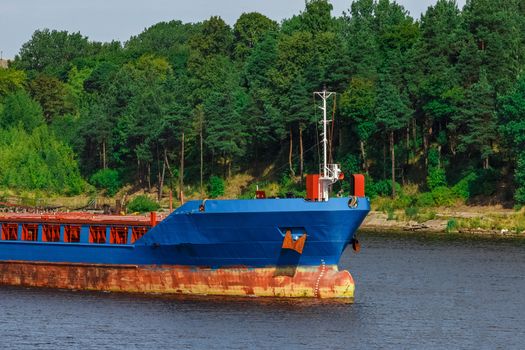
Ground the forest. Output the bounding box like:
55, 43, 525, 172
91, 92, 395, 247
1, 0, 525, 208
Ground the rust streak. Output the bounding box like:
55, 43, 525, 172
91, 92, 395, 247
0, 262, 355, 302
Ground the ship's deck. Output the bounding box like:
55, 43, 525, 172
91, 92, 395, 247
0, 212, 162, 245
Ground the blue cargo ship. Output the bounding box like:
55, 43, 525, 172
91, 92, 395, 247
0, 89, 370, 301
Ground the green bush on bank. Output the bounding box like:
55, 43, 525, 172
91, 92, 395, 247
90, 169, 121, 196
207, 176, 225, 198
367, 179, 402, 198
126, 195, 159, 213
427, 167, 447, 190
277, 172, 306, 198
431, 186, 457, 206
374, 183, 462, 211
416, 192, 435, 207
0, 126, 84, 195
405, 206, 419, 219
452, 172, 477, 200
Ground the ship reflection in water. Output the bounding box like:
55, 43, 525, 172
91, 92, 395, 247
0, 231, 523, 349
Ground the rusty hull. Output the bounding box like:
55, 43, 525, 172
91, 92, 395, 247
0, 261, 354, 302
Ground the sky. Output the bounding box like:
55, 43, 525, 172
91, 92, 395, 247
0, 0, 467, 59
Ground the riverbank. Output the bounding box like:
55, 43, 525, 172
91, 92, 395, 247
361, 208, 525, 238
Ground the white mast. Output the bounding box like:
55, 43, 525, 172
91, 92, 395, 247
314, 87, 341, 201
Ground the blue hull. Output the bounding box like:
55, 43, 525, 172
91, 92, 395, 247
0, 197, 370, 268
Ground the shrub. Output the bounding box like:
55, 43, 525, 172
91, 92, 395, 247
427, 167, 447, 190
386, 206, 395, 220
207, 176, 225, 198
427, 147, 440, 169
469, 168, 499, 197
446, 219, 458, 233
431, 186, 456, 207
416, 192, 435, 207
127, 195, 159, 213
0, 126, 84, 195
405, 206, 419, 220
368, 179, 401, 198
514, 154, 525, 204
276, 172, 306, 198
516, 188, 525, 206
419, 210, 437, 221
391, 193, 415, 210
90, 169, 121, 196
452, 172, 477, 200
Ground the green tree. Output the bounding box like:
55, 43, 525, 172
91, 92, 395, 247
189, 16, 233, 59
273, 31, 315, 176
344, 0, 380, 79
125, 20, 196, 69
340, 77, 376, 173
454, 71, 497, 169
243, 33, 282, 139
0, 125, 84, 194
375, 77, 412, 197
459, 0, 524, 94
499, 76, 525, 203
301, 0, 334, 33
200, 57, 248, 176
83, 62, 119, 93
13, 29, 92, 77
0, 90, 45, 132
66, 66, 92, 107
0, 68, 26, 96
29, 74, 75, 122
233, 13, 278, 61
411, 0, 463, 163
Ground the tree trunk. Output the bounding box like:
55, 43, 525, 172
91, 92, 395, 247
180, 132, 185, 203
423, 119, 432, 169
299, 126, 304, 180
200, 122, 204, 196
390, 130, 396, 198
158, 148, 166, 201
164, 150, 173, 202
102, 140, 107, 169
483, 156, 489, 169
289, 127, 295, 176
412, 118, 417, 154
438, 145, 442, 168
383, 140, 387, 180
339, 128, 343, 154
360, 140, 368, 174
147, 163, 151, 192
137, 159, 142, 187
406, 125, 410, 150
404, 126, 410, 185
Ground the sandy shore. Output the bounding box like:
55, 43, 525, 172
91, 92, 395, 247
360, 210, 525, 238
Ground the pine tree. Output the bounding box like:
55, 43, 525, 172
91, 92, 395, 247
455, 70, 497, 169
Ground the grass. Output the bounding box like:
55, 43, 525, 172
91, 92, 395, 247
370, 187, 525, 235
453, 212, 525, 233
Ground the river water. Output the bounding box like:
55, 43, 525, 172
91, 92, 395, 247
0, 232, 524, 349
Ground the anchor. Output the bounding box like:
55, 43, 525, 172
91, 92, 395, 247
281, 229, 307, 254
